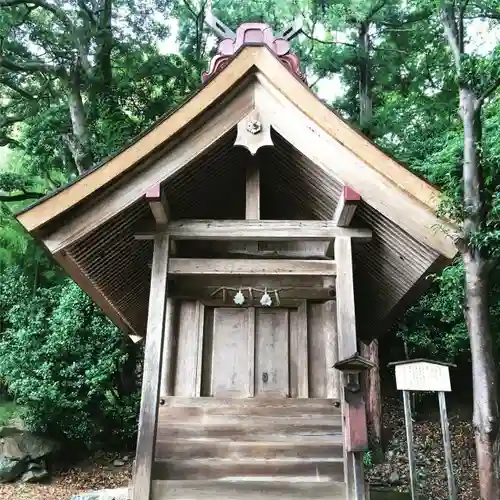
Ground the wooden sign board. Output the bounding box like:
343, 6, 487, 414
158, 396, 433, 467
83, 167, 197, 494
395, 361, 451, 392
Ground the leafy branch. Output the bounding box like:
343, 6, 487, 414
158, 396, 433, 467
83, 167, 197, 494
0, 172, 45, 202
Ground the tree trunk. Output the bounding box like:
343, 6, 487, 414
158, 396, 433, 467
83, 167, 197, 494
357, 20, 381, 457
461, 87, 499, 498
66, 69, 92, 174
95, 0, 113, 88
358, 22, 373, 136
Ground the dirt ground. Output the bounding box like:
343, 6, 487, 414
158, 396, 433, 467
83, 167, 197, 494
366, 397, 479, 499
0, 452, 132, 500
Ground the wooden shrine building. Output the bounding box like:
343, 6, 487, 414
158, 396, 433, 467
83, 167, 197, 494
16, 20, 457, 500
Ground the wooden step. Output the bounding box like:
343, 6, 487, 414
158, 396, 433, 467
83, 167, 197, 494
152, 457, 344, 481
160, 397, 341, 418
156, 421, 341, 441
155, 439, 343, 460
160, 407, 341, 420
158, 415, 342, 429
151, 479, 346, 499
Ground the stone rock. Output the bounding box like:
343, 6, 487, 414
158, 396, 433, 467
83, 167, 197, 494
28, 459, 46, 471
0, 456, 26, 483
70, 487, 129, 500
112, 459, 125, 467
0, 426, 23, 438
122, 455, 130, 462
388, 470, 401, 485
20, 465, 49, 483
0, 428, 59, 461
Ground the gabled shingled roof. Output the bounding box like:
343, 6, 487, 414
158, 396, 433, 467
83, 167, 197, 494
15, 44, 458, 337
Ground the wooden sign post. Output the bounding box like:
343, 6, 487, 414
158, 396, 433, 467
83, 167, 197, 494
388, 359, 457, 500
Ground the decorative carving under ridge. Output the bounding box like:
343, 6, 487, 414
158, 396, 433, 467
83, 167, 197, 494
202, 22, 306, 83
234, 111, 273, 155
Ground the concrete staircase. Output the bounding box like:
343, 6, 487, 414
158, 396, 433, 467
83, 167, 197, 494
150, 397, 345, 499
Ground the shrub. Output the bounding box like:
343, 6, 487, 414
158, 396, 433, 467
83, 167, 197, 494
0, 277, 139, 448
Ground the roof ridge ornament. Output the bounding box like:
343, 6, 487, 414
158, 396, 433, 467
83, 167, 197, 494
202, 12, 305, 83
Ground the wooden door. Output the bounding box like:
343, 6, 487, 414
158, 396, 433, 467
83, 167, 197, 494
211, 308, 254, 398
209, 307, 290, 398
255, 308, 289, 397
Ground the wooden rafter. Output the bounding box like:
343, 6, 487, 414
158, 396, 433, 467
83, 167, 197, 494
146, 184, 169, 224
134, 220, 372, 242
328, 186, 361, 257
333, 186, 361, 227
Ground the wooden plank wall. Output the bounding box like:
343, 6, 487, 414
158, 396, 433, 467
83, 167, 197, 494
172, 301, 204, 397
308, 302, 339, 400
164, 300, 340, 400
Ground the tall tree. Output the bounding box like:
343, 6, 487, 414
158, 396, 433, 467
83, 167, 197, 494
0, 0, 179, 177
438, 1, 500, 496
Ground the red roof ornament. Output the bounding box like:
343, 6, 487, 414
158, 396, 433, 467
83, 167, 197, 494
202, 22, 306, 84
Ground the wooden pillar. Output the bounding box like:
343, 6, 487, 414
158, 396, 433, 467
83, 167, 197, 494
160, 298, 176, 397
133, 234, 170, 500
335, 237, 368, 500
245, 158, 260, 253
324, 300, 340, 400
245, 159, 260, 219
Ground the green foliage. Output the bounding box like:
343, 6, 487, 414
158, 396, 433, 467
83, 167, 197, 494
363, 450, 373, 469
0, 399, 19, 426
0, 275, 139, 447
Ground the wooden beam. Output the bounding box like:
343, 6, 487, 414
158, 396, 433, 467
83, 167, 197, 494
170, 282, 335, 301
244, 156, 260, 253
134, 220, 372, 242
245, 161, 260, 219
169, 275, 335, 300
159, 298, 176, 397
168, 258, 336, 276
203, 241, 331, 259
171, 274, 334, 289
133, 234, 170, 500
335, 237, 358, 362
327, 186, 361, 257
335, 236, 368, 499
296, 300, 309, 398
146, 184, 169, 224
333, 186, 360, 227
